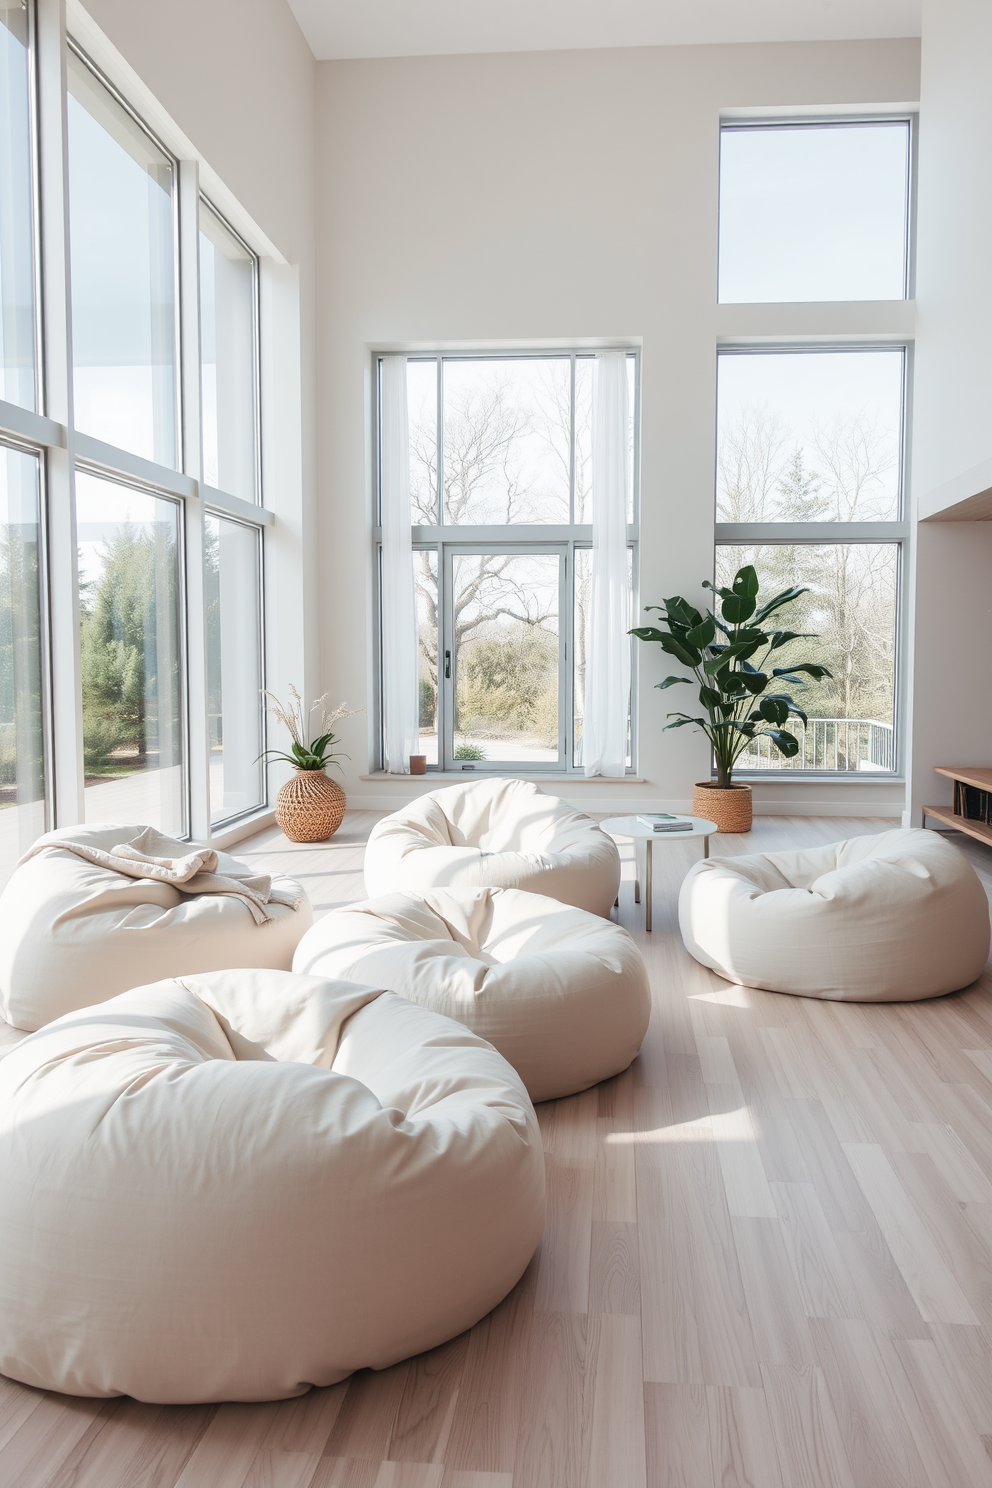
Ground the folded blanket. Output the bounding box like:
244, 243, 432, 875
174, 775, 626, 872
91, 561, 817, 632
20, 827, 305, 926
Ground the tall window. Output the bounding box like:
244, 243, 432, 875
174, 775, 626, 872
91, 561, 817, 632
0, 9, 271, 879
379, 353, 637, 773
76, 471, 183, 831
0, 442, 45, 864
205, 513, 263, 823
199, 200, 258, 502
67, 47, 178, 466
0, 2, 36, 412
716, 120, 911, 776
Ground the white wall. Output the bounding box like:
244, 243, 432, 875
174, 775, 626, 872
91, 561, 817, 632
907, 0, 992, 821
315, 39, 921, 812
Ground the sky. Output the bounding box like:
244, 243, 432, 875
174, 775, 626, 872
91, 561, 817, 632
719, 121, 910, 303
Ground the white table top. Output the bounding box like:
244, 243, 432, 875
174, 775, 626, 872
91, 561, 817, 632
600, 815, 718, 841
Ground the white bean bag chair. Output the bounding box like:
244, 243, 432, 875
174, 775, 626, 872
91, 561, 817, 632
0, 969, 544, 1403
364, 779, 621, 917
293, 885, 651, 1101
0, 824, 312, 1031
679, 828, 990, 1002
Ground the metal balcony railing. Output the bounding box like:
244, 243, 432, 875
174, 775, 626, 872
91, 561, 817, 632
735, 717, 895, 773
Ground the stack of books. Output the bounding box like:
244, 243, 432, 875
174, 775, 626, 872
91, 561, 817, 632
637, 814, 694, 833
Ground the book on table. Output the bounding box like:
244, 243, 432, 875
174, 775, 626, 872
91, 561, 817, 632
637, 814, 693, 832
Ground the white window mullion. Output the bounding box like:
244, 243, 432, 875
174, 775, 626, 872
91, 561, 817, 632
36, 0, 82, 828
178, 158, 210, 841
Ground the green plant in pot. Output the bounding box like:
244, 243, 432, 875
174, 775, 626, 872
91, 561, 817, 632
261, 687, 360, 842
630, 564, 832, 833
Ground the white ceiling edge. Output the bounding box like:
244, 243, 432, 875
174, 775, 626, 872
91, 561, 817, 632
288, 0, 922, 64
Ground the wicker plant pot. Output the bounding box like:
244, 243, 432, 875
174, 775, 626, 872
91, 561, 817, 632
691, 781, 753, 834
275, 769, 346, 842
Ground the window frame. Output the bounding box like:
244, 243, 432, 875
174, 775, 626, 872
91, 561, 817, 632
717, 114, 916, 306
0, 0, 272, 860
373, 349, 640, 777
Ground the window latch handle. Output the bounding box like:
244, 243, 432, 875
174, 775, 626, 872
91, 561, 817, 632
444, 649, 451, 679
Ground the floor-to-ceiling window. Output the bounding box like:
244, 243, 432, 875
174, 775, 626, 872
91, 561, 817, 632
716, 119, 912, 776
0, 3, 271, 881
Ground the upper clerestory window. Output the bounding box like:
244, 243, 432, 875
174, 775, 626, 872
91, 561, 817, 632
718, 120, 912, 304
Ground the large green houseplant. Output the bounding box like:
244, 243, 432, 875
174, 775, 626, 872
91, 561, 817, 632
630, 563, 832, 831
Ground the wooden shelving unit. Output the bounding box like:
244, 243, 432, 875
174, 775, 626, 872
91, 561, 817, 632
925, 766, 992, 847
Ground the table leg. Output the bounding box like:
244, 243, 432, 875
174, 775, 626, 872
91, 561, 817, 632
704, 835, 709, 859
645, 838, 653, 932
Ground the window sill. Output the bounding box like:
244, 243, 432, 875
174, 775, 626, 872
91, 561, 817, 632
209, 806, 275, 848
360, 772, 646, 784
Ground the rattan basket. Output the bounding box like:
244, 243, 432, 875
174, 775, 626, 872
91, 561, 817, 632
691, 781, 753, 834
275, 769, 346, 842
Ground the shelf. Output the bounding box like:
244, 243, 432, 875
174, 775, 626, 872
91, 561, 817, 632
924, 803, 992, 848
935, 766, 992, 792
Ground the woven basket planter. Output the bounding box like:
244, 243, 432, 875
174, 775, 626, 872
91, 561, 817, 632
275, 769, 346, 843
691, 781, 753, 834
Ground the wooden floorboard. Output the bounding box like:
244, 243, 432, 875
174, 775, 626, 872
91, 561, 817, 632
3, 814, 992, 1485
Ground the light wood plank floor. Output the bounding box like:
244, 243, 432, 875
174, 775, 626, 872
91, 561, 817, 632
4, 814, 992, 1487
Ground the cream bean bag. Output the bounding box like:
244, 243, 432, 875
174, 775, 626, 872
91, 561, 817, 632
0, 970, 544, 1403
364, 779, 621, 917
0, 824, 312, 1031
679, 828, 990, 1002
294, 886, 651, 1101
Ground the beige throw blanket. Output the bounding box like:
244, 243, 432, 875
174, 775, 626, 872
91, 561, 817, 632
21, 828, 304, 926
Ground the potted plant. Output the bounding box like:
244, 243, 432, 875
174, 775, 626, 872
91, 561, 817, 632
630, 564, 832, 832
261, 687, 360, 842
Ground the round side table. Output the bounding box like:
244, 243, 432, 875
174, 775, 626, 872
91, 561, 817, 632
600, 816, 718, 932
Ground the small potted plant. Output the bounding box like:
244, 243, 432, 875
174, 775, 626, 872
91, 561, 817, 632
630, 564, 831, 832
261, 687, 360, 842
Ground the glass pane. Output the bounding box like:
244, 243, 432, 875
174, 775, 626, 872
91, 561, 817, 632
442, 358, 570, 524
0, 444, 44, 885
414, 548, 438, 766
407, 359, 437, 524
452, 552, 559, 764
67, 51, 176, 465
200, 201, 257, 501
715, 543, 898, 772
717, 350, 902, 522
572, 546, 633, 768
0, 3, 36, 411
205, 514, 263, 824
719, 122, 910, 303
574, 354, 637, 524
76, 470, 184, 830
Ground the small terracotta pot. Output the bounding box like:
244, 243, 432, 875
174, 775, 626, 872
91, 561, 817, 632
410, 754, 427, 776
691, 780, 753, 834
275, 769, 346, 842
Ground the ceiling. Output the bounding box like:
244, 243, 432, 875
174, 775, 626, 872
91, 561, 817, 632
288, 0, 922, 63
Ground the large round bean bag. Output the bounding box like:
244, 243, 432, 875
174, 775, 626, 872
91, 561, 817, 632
0, 824, 312, 1031
0, 970, 544, 1403
293, 885, 651, 1101
679, 828, 990, 1001
364, 779, 621, 917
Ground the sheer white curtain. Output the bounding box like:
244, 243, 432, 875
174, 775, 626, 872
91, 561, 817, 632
582, 351, 631, 778
380, 356, 420, 773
